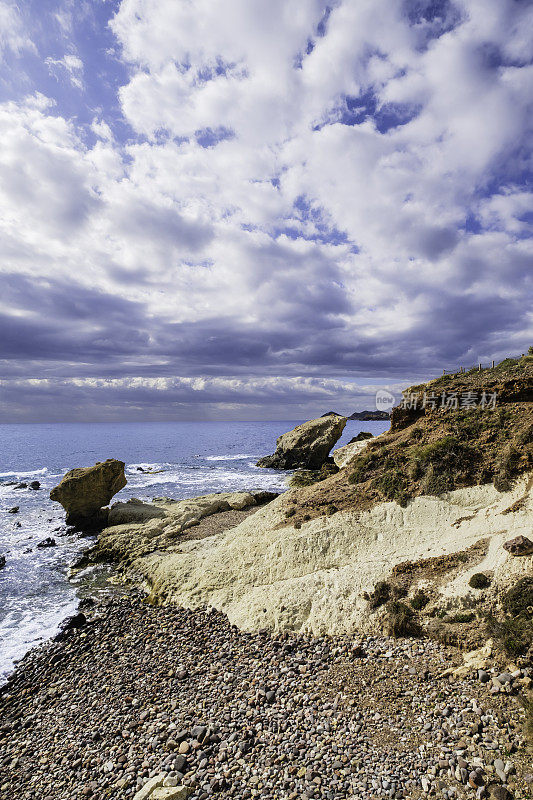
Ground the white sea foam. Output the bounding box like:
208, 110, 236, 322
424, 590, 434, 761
0, 467, 49, 479
204, 454, 254, 461
0, 598, 78, 680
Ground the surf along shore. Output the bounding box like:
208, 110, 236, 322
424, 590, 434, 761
1, 354, 532, 800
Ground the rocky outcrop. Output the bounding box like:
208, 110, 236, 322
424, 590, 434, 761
256, 416, 346, 470
98, 491, 267, 563
108, 498, 167, 526
332, 432, 376, 469
50, 459, 126, 526
503, 535, 533, 555
121, 474, 533, 636
348, 411, 390, 420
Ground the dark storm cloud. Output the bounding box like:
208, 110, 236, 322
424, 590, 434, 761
0, 266, 530, 389
0, 0, 531, 421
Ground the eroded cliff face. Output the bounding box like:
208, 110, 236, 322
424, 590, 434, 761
94, 473, 532, 640
90, 357, 532, 642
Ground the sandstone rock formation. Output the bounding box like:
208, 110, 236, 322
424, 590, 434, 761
108, 498, 167, 526
50, 459, 126, 526
116, 474, 533, 636
98, 491, 266, 562
256, 416, 346, 470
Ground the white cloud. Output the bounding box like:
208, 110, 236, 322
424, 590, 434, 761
0, 0, 531, 419
45, 53, 84, 89
0, 0, 34, 57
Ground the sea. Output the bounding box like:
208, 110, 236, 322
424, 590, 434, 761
0, 419, 389, 679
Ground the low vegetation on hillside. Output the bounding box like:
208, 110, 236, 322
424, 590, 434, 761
284, 353, 533, 522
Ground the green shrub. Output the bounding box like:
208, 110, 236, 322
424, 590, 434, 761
385, 601, 421, 637
502, 577, 533, 617
420, 465, 453, 496
289, 470, 321, 487
444, 612, 475, 624
414, 436, 475, 470
411, 590, 430, 610
469, 572, 491, 590
375, 469, 410, 506
368, 580, 391, 609
392, 584, 408, 599
517, 424, 533, 446
493, 471, 513, 492
487, 614, 533, 657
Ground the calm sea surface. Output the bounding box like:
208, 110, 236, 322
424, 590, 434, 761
0, 419, 388, 678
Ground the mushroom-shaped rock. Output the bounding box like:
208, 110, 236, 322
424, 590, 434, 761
50, 459, 126, 526
503, 535, 533, 556
257, 416, 347, 470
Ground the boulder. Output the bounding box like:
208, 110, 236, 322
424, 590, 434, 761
0, 555, 5, 569
50, 459, 126, 526
257, 416, 346, 470
37, 537, 56, 549
29, 480, 41, 490
8, 506, 19, 514
503, 535, 533, 556
333, 437, 372, 469
54, 612, 87, 642
108, 499, 167, 526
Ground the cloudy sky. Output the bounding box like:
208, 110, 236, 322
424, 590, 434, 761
0, 0, 531, 422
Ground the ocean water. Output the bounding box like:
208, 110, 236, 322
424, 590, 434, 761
0, 419, 388, 678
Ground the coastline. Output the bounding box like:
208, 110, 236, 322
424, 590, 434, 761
2, 387, 532, 800
1, 592, 531, 800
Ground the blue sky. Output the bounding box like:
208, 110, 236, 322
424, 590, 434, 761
0, 0, 531, 421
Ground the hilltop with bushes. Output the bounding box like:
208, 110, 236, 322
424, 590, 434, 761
283, 353, 533, 524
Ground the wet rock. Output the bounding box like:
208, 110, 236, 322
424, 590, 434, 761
0, 555, 5, 569
13, 482, 27, 489
503, 535, 533, 556
8, 506, 19, 514
29, 481, 41, 490
50, 459, 126, 527
54, 613, 87, 642
36, 537, 56, 549
257, 415, 346, 470
250, 490, 279, 505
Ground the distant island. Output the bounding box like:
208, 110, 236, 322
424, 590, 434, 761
348, 410, 390, 420
321, 410, 390, 420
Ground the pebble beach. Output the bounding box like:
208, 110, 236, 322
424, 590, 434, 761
1, 594, 530, 800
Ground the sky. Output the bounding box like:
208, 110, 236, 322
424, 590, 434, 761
0, 0, 531, 422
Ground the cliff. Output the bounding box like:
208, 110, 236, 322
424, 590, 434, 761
92, 355, 533, 649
